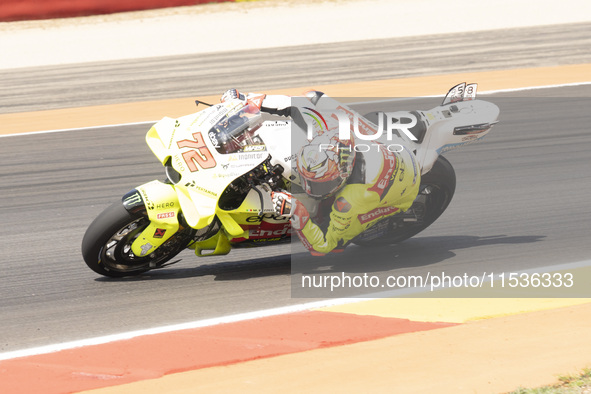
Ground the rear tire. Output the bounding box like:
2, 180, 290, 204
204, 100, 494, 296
81, 203, 194, 277
353, 155, 456, 246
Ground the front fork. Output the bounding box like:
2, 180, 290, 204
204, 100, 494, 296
122, 180, 181, 258
122, 180, 233, 258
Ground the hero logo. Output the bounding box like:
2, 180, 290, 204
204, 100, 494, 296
249, 223, 291, 238
358, 206, 399, 225
157, 212, 175, 219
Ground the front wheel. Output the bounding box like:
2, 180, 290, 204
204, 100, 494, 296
81, 203, 194, 277
353, 155, 456, 246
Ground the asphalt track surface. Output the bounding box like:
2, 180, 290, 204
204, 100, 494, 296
1, 26, 590, 353
1, 21, 591, 113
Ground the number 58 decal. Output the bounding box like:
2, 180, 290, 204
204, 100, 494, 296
176, 132, 217, 172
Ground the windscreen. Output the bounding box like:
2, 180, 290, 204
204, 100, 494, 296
207, 103, 263, 154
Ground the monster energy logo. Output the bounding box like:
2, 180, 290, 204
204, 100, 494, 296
123, 193, 142, 205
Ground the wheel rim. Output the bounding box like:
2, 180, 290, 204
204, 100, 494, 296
98, 217, 191, 274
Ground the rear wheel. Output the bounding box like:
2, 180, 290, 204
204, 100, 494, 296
81, 203, 194, 277
353, 155, 456, 246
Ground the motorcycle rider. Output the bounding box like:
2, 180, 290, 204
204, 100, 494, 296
220, 88, 421, 256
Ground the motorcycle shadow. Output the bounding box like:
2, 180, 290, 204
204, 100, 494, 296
96, 234, 544, 282
94, 251, 292, 282
291, 234, 546, 275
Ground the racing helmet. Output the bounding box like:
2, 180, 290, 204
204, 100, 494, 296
296, 136, 355, 198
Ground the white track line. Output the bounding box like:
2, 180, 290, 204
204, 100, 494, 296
1, 259, 590, 361
0, 120, 157, 138
0, 297, 364, 362
1, 81, 590, 139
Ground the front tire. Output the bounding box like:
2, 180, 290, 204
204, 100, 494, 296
81, 203, 194, 277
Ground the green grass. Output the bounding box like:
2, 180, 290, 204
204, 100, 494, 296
509, 368, 591, 393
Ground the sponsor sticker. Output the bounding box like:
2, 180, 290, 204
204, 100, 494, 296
157, 212, 176, 219
249, 223, 291, 238
243, 145, 266, 152
140, 243, 153, 256
358, 206, 399, 225
334, 196, 352, 213
154, 228, 167, 238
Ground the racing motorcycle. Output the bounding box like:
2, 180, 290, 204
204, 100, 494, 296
81, 83, 499, 277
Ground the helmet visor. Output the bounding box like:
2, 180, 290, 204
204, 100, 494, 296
302, 176, 344, 198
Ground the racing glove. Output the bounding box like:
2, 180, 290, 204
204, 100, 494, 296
271, 191, 292, 217
270, 191, 311, 230
221, 88, 246, 103
221, 89, 267, 111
